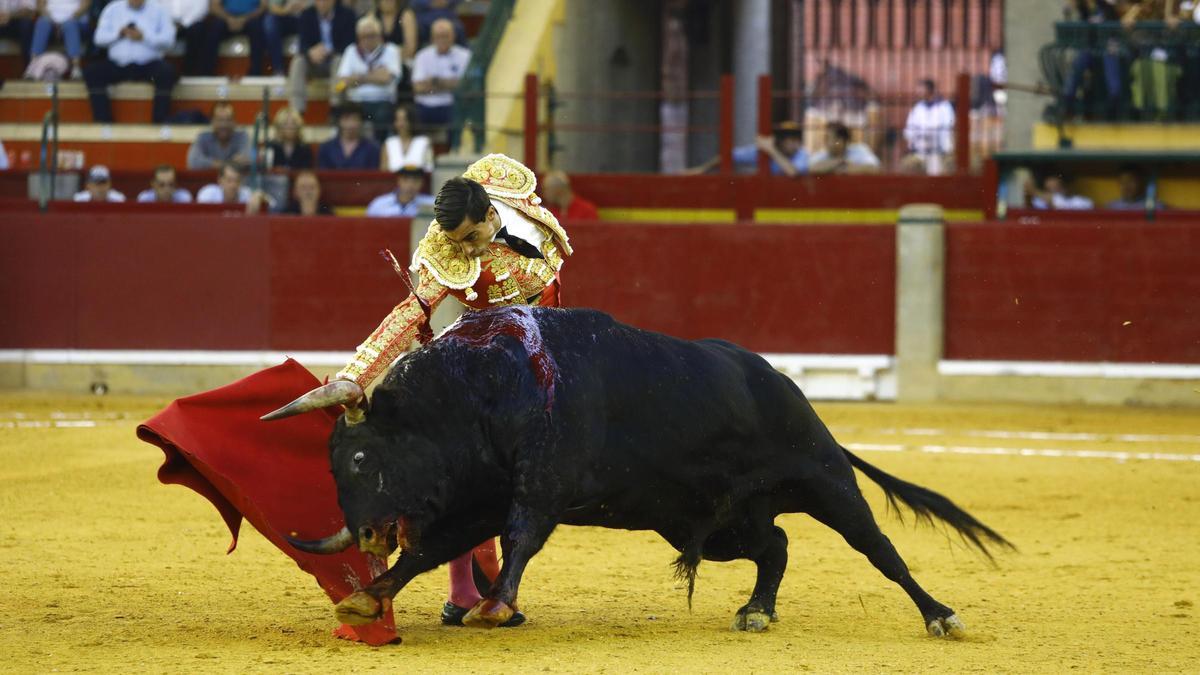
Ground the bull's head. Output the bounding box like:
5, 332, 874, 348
280, 403, 458, 560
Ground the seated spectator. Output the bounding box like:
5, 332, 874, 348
83, 0, 178, 124
162, 0, 212, 76
376, 0, 416, 64
187, 101, 251, 169
379, 104, 432, 172
336, 15, 402, 139
200, 0, 267, 76
0, 0, 35, 68
1026, 172, 1094, 210
262, 0, 304, 76
197, 162, 250, 204
265, 105, 313, 169
0, 137, 8, 169
1061, 0, 1125, 120
287, 0, 354, 116
410, 0, 461, 45
136, 164, 193, 202
1106, 164, 1165, 210
685, 121, 808, 177
73, 165, 126, 201
903, 78, 955, 175
317, 103, 380, 169
30, 0, 90, 78
365, 164, 431, 216
809, 122, 881, 175
541, 170, 598, 221
282, 169, 333, 215
411, 17, 470, 139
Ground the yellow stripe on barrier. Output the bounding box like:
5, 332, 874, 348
754, 209, 985, 224
595, 208, 738, 223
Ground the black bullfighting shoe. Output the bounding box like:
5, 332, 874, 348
440, 601, 527, 627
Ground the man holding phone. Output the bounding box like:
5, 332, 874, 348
83, 0, 177, 123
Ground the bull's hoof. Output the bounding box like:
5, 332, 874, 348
731, 604, 774, 633
462, 598, 518, 629
926, 613, 966, 639
335, 591, 382, 626
441, 601, 526, 627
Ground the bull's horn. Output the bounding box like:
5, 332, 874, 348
286, 526, 354, 554
261, 380, 364, 421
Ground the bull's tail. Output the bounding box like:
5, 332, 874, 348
841, 446, 1015, 558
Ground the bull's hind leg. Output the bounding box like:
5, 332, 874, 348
702, 518, 788, 633
804, 479, 964, 638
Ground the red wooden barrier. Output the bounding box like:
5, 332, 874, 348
945, 220, 1200, 363
0, 214, 897, 355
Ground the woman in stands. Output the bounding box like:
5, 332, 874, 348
379, 103, 432, 173
266, 105, 314, 170
29, 0, 89, 78
375, 0, 416, 63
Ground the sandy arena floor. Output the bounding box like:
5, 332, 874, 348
1, 391, 1198, 672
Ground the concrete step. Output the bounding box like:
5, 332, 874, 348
1, 121, 337, 170
0, 78, 332, 124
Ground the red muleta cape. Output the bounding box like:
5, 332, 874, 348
135, 358, 397, 645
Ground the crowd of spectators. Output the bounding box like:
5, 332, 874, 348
4, 0, 473, 139
1058, 0, 1200, 121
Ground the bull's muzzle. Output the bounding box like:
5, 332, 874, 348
286, 526, 355, 555
260, 379, 366, 424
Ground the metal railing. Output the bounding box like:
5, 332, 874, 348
249, 86, 270, 192
453, 0, 517, 154
37, 83, 60, 211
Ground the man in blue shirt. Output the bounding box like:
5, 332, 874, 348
687, 121, 809, 176
365, 165, 433, 217
199, 0, 267, 76
808, 122, 881, 174
317, 103, 381, 170
83, 0, 178, 123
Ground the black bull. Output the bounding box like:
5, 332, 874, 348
277, 306, 1011, 636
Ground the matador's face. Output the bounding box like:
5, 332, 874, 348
444, 206, 501, 259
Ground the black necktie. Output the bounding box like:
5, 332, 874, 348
497, 227, 544, 260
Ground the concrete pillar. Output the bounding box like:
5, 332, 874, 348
732, 0, 770, 147
895, 204, 945, 402
1002, 0, 1060, 151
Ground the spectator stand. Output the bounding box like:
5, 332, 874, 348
1043, 21, 1200, 124
987, 149, 1200, 220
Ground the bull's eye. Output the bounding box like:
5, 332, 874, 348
353, 451, 365, 464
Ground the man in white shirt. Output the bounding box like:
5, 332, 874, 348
73, 165, 127, 202
365, 164, 432, 217
158, 0, 208, 76
82, 0, 178, 123
137, 164, 194, 203
411, 17, 469, 137
336, 14, 401, 139
196, 162, 254, 204
902, 79, 955, 176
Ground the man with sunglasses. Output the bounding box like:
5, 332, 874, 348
136, 164, 193, 203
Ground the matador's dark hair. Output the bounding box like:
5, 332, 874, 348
435, 177, 490, 232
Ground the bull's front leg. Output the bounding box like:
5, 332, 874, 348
463, 503, 558, 628
336, 517, 501, 626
